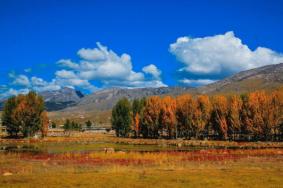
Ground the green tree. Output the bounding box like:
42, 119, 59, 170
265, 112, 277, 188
63, 119, 71, 130
2, 96, 19, 137
85, 120, 92, 129
112, 98, 132, 137
51, 122, 57, 129
132, 98, 146, 137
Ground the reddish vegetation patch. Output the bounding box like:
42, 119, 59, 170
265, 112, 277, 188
19, 153, 154, 166
180, 149, 283, 162
10, 149, 283, 167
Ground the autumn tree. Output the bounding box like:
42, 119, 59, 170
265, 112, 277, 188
240, 94, 253, 139
264, 91, 283, 140
2, 91, 48, 138
110, 88, 283, 141
176, 94, 194, 139
160, 96, 177, 138
274, 88, 283, 139
247, 91, 269, 140
111, 98, 132, 137
12, 92, 46, 137
227, 95, 242, 140
141, 96, 162, 138
132, 98, 145, 137
193, 95, 211, 139
211, 96, 228, 140
41, 111, 49, 137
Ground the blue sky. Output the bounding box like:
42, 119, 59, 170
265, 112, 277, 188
1, 0, 283, 97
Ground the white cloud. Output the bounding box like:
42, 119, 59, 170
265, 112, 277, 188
0, 88, 30, 99
102, 80, 167, 88
77, 42, 134, 81
12, 75, 30, 87
170, 31, 283, 75
179, 79, 217, 86
57, 59, 80, 69
3, 43, 166, 99
31, 77, 61, 92
142, 64, 162, 79
66, 42, 166, 88
77, 43, 107, 61
31, 77, 48, 87
55, 70, 77, 79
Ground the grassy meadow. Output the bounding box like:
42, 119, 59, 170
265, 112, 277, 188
0, 133, 282, 188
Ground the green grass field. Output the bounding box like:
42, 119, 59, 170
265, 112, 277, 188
0, 133, 282, 188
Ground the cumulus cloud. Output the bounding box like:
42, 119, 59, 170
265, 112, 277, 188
142, 64, 162, 79
55, 70, 77, 79
57, 59, 80, 69
0, 88, 30, 99
58, 42, 166, 88
31, 77, 61, 92
77, 43, 107, 61
2, 43, 165, 99
76, 42, 135, 81
170, 31, 283, 86
12, 75, 30, 87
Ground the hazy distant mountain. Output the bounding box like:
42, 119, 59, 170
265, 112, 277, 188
73, 87, 192, 111
0, 87, 84, 111
40, 87, 84, 111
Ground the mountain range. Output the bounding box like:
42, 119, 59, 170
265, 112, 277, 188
58, 63, 283, 112
1, 63, 283, 125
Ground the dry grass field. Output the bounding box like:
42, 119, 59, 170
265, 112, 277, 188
0, 133, 282, 188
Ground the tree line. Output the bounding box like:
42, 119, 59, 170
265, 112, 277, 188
2, 91, 49, 138
112, 88, 283, 141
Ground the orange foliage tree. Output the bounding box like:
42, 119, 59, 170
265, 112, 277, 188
227, 95, 242, 140
160, 96, 177, 138
211, 95, 228, 140
248, 91, 268, 140
41, 111, 49, 137
142, 96, 162, 138
194, 95, 211, 139
112, 88, 283, 141
240, 94, 254, 138
176, 94, 194, 139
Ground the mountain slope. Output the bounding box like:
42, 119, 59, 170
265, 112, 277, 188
0, 87, 84, 111
40, 87, 84, 111
73, 87, 192, 111
196, 63, 283, 94
58, 63, 283, 114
